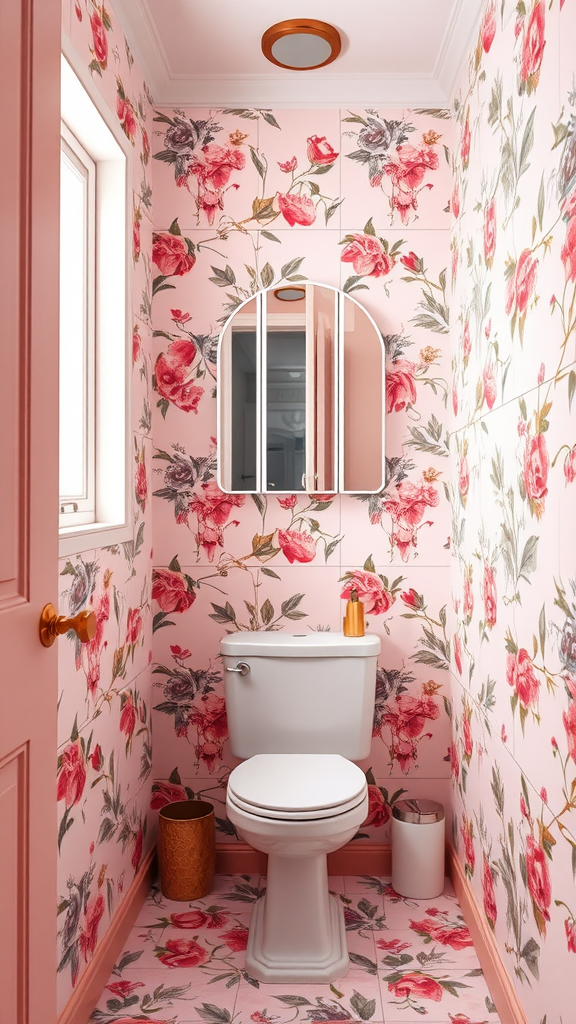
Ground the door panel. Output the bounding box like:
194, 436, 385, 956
0, 0, 61, 1021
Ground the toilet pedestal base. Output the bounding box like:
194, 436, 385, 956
245, 852, 349, 984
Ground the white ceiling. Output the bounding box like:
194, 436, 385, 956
113, 0, 485, 108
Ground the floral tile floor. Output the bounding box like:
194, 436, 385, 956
91, 875, 500, 1024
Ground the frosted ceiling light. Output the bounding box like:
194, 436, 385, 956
262, 20, 341, 71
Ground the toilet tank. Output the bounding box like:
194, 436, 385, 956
221, 632, 380, 760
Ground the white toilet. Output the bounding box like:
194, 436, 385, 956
221, 630, 380, 984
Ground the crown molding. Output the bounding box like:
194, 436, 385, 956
112, 0, 479, 110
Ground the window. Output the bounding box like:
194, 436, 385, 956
59, 54, 131, 555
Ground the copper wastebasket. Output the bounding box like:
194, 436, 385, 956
158, 800, 215, 901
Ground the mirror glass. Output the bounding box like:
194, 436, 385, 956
218, 283, 384, 494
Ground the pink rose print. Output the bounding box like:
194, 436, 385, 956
190, 142, 245, 189
120, 693, 137, 740
481, 1, 496, 52
386, 359, 417, 412
117, 95, 137, 144
507, 648, 540, 709
463, 713, 473, 759
277, 193, 316, 226
307, 135, 338, 165
461, 116, 471, 168
90, 744, 103, 771
341, 234, 396, 277
106, 981, 145, 998
132, 212, 141, 262
155, 338, 204, 413
57, 740, 86, 807
388, 972, 443, 1002
340, 570, 394, 615
458, 455, 469, 503
362, 785, 390, 827
219, 926, 249, 951
152, 568, 196, 613
278, 156, 297, 173
189, 693, 228, 773
483, 363, 496, 409
377, 938, 411, 953
135, 458, 147, 509
561, 212, 576, 283
157, 938, 209, 968
483, 198, 496, 267
132, 326, 141, 363
525, 835, 551, 929
382, 479, 440, 561
506, 249, 538, 317
380, 692, 440, 772
520, 0, 546, 92
90, 12, 108, 68
277, 494, 298, 509
277, 528, 317, 564
565, 917, 576, 953
187, 481, 245, 561
482, 852, 497, 927
401, 588, 422, 610
523, 432, 549, 519
78, 892, 105, 962
564, 446, 576, 483
384, 140, 440, 224
482, 564, 497, 628
562, 701, 576, 762
152, 232, 196, 277
150, 780, 188, 809
451, 182, 460, 218
126, 607, 143, 645
409, 915, 473, 949
453, 634, 463, 675
170, 909, 228, 929
400, 250, 422, 273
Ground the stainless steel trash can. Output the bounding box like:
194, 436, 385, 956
392, 799, 445, 898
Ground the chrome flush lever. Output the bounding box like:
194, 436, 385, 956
226, 661, 250, 676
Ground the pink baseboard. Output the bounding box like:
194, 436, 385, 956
57, 845, 156, 1024
446, 843, 528, 1024
215, 841, 392, 876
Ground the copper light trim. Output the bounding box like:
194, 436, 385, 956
261, 19, 342, 71
274, 286, 306, 301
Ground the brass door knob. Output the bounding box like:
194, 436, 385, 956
39, 603, 97, 647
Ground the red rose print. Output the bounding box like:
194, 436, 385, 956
132, 327, 141, 363
126, 607, 143, 645
190, 142, 245, 190
157, 938, 209, 968
525, 835, 551, 925
120, 693, 137, 740
377, 938, 411, 953
482, 852, 497, 926
106, 980, 145, 998
505, 249, 538, 316
188, 481, 245, 561
307, 135, 338, 165
400, 250, 422, 273
483, 198, 496, 267
117, 96, 137, 144
564, 446, 576, 484
170, 909, 229, 929
506, 648, 540, 709
152, 568, 196, 613
562, 700, 576, 762
133, 214, 141, 262
523, 432, 549, 519
90, 744, 103, 772
135, 459, 147, 509
409, 916, 473, 949
461, 117, 471, 168
387, 972, 443, 1002
380, 693, 440, 772
461, 815, 475, 874
278, 156, 297, 172
453, 634, 463, 675
565, 916, 576, 953
483, 362, 496, 409
463, 714, 473, 759
78, 892, 105, 962
189, 693, 228, 773
277, 193, 316, 226
383, 479, 440, 562
341, 234, 396, 277
150, 780, 188, 809
482, 564, 497, 628
219, 926, 249, 951
384, 142, 439, 224
561, 213, 576, 283
153, 232, 196, 277
386, 359, 417, 412
57, 740, 86, 807
340, 570, 393, 615
520, 1, 545, 90
362, 785, 390, 827
277, 494, 298, 509
481, 1, 496, 52
277, 528, 317, 564
90, 12, 108, 67
401, 588, 422, 610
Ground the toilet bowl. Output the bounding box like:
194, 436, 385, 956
226, 753, 368, 983
220, 630, 380, 984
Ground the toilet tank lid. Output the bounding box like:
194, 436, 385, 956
220, 631, 380, 657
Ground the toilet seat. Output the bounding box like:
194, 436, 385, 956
227, 753, 367, 821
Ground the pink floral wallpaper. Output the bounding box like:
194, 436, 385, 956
57, 1, 154, 1011
450, 2, 576, 1022
149, 102, 454, 849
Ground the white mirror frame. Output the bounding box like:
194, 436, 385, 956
217, 281, 385, 495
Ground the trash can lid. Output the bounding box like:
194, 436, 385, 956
392, 799, 444, 823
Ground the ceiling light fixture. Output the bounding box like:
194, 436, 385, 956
262, 19, 341, 71
274, 286, 306, 301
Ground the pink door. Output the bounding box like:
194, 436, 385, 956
0, 0, 61, 1021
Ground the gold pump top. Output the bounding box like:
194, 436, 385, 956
343, 587, 365, 637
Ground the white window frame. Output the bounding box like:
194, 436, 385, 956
59, 50, 132, 557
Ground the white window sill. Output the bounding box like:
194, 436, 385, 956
59, 520, 133, 557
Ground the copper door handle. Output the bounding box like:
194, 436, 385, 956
39, 603, 97, 647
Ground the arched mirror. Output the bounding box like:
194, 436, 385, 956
217, 282, 385, 494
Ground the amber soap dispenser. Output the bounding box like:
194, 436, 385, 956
343, 587, 365, 637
